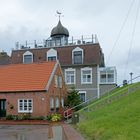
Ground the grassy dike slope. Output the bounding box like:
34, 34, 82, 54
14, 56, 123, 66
77, 86, 140, 140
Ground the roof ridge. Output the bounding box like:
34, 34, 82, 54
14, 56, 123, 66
0, 61, 57, 68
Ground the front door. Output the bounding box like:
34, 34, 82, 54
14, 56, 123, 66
0, 99, 6, 117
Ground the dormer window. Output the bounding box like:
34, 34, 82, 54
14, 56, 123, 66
47, 48, 57, 61
23, 51, 33, 64
72, 47, 83, 64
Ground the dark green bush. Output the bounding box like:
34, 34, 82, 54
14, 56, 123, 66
6, 114, 14, 120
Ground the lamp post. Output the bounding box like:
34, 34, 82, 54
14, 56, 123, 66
130, 72, 133, 84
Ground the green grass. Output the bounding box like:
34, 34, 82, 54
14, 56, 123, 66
77, 83, 140, 140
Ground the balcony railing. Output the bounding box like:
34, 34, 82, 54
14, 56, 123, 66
14, 34, 98, 50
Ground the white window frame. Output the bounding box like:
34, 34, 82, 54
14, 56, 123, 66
65, 68, 76, 84
58, 76, 62, 88
61, 97, 64, 108
55, 97, 59, 108
23, 51, 33, 64
55, 75, 58, 87
47, 48, 57, 61
18, 99, 33, 113
50, 97, 54, 110
81, 67, 92, 84
55, 75, 62, 88
99, 67, 117, 84
72, 47, 83, 64
78, 91, 86, 102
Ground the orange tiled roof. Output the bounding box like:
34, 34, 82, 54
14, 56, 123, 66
0, 61, 56, 92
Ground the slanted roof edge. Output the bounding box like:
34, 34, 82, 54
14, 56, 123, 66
45, 61, 59, 90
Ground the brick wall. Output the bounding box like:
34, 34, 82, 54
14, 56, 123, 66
0, 63, 67, 117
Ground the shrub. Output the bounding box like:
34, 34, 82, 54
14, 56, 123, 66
21, 113, 31, 120
47, 114, 52, 121
6, 114, 14, 120
65, 87, 82, 109
51, 113, 62, 122
46, 113, 62, 122
31, 116, 45, 120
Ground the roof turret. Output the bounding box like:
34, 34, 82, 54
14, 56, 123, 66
51, 20, 69, 37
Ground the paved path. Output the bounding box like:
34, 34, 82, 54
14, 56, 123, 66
52, 126, 63, 140
62, 124, 85, 140
49, 124, 85, 140
0, 124, 85, 140
0, 125, 49, 140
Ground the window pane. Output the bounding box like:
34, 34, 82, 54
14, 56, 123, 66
65, 70, 75, 84
82, 69, 92, 83
28, 100, 32, 112
82, 75, 86, 82
71, 75, 74, 83
100, 74, 106, 82
24, 100, 27, 111
58, 76, 62, 88
107, 74, 114, 82
56, 97, 59, 108
61, 98, 64, 107
50, 97, 54, 108
83, 70, 90, 74
79, 93, 85, 102
55, 75, 58, 87
18, 99, 32, 112
67, 71, 74, 75
74, 51, 82, 64
87, 75, 91, 82
66, 76, 70, 83
48, 56, 56, 61
24, 55, 32, 64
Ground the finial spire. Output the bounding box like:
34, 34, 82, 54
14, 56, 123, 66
56, 11, 62, 21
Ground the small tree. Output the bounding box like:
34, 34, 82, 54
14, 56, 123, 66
65, 87, 81, 108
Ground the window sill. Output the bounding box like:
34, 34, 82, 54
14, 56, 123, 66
18, 111, 33, 113
66, 83, 75, 85
99, 82, 116, 85
81, 82, 92, 85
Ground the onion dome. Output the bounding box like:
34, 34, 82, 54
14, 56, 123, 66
51, 20, 69, 37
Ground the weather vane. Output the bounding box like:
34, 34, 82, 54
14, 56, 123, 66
56, 11, 63, 20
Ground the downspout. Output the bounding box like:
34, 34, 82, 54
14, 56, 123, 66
97, 65, 100, 99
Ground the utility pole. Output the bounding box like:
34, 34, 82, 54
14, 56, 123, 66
130, 72, 133, 84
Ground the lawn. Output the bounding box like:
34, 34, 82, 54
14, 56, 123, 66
77, 84, 140, 140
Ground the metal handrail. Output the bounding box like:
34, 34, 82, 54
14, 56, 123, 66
14, 35, 98, 50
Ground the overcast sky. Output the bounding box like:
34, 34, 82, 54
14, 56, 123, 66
0, 0, 140, 84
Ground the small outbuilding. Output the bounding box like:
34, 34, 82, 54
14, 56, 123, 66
0, 61, 67, 118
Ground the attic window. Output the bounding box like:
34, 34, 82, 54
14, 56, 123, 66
23, 51, 33, 64
72, 47, 83, 64
47, 48, 57, 61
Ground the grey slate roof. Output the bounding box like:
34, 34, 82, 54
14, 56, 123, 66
51, 20, 69, 37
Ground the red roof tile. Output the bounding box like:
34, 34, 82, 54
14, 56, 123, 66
0, 61, 56, 92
